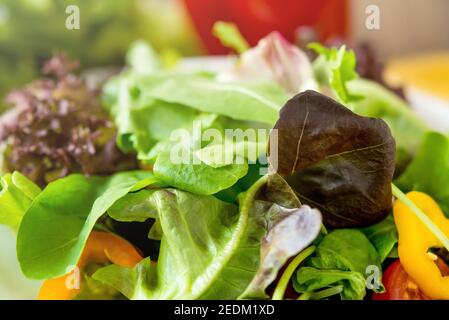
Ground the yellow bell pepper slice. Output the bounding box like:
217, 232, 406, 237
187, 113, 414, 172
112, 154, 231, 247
394, 191, 449, 300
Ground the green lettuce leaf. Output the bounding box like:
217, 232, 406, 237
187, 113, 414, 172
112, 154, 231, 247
140, 76, 287, 125
17, 171, 158, 279
396, 131, 449, 215
104, 72, 287, 135
103, 75, 200, 155
294, 267, 366, 300
294, 229, 384, 300
103, 68, 283, 195
153, 151, 248, 195
361, 214, 398, 262
149, 113, 254, 195
309, 229, 383, 283
309, 43, 360, 104
94, 175, 322, 299
0, 172, 41, 230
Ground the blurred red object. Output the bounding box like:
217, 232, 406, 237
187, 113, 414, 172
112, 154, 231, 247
183, 0, 348, 54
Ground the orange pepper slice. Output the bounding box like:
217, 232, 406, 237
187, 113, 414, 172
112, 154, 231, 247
38, 231, 143, 300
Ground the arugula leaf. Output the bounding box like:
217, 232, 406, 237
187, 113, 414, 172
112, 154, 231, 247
17, 171, 158, 279
361, 214, 398, 262
396, 131, 449, 215
294, 267, 366, 300
0, 172, 40, 230
270, 90, 396, 228
309, 43, 360, 103
212, 21, 250, 54
94, 175, 322, 299
294, 229, 384, 300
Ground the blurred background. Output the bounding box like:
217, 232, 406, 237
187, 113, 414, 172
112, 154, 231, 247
0, 0, 448, 299
0, 0, 448, 107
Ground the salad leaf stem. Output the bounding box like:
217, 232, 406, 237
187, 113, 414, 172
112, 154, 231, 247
272, 246, 315, 300
320, 224, 328, 235
391, 183, 449, 252
299, 285, 344, 300
297, 292, 312, 300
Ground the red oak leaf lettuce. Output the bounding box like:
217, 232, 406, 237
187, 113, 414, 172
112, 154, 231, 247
269, 90, 395, 228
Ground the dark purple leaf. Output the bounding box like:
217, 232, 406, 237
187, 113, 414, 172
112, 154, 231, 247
269, 90, 395, 228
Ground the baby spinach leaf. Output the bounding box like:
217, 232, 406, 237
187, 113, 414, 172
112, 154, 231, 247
294, 267, 366, 300
293, 229, 383, 300
94, 175, 322, 299
309, 229, 382, 278
361, 214, 398, 262
270, 90, 396, 228
17, 171, 157, 279
396, 131, 449, 215
0, 172, 41, 231
309, 229, 383, 292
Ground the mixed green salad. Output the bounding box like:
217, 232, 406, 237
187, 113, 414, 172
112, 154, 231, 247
1, 22, 448, 300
